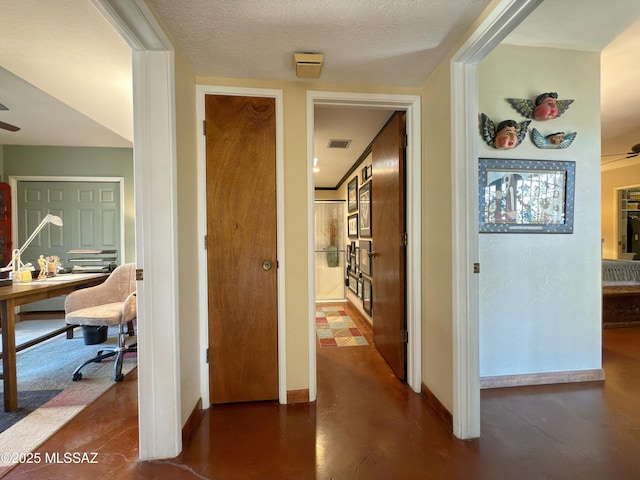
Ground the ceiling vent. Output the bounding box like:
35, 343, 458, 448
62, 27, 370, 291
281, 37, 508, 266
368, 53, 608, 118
294, 53, 324, 78
327, 139, 352, 149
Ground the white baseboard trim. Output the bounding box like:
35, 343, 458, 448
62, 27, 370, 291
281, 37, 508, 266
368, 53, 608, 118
480, 369, 605, 389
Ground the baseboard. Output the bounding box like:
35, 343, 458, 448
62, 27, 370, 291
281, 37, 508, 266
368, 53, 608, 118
480, 368, 605, 389
182, 398, 204, 445
287, 389, 310, 404
421, 383, 453, 432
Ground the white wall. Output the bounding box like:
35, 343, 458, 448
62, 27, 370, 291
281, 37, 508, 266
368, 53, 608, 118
478, 45, 602, 377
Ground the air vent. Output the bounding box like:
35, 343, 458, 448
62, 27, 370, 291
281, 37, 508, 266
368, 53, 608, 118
294, 53, 324, 78
327, 139, 352, 149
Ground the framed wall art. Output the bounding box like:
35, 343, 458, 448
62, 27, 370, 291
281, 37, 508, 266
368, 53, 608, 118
363, 276, 372, 316
348, 214, 359, 238
349, 241, 357, 272
361, 164, 372, 183
359, 181, 371, 237
348, 177, 358, 213
359, 240, 372, 276
348, 273, 358, 294
478, 158, 575, 234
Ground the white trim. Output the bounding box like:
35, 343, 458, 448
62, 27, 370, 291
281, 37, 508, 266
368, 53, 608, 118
195, 84, 287, 405
96, 0, 182, 460
91, 0, 172, 51
130, 48, 182, 460
307, 91, 422, 397
449, 0, 543, 439
8, 175, 126, 262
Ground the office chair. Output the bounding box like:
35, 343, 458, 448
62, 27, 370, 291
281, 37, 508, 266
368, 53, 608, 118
65, 263, 137, 382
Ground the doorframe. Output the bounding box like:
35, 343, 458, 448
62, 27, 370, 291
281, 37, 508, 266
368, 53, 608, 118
613, 184, 640, 259
195, 85, 287, 405
307, 91, 422, 398
93, 0, 182, 460
8, 176, 126, 259
449, 0, 543, 438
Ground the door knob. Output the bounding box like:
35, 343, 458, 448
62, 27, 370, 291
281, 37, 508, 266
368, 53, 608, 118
262, 260, 274, 271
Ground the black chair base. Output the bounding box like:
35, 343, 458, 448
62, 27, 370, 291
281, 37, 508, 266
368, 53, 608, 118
72, 343, 137, 382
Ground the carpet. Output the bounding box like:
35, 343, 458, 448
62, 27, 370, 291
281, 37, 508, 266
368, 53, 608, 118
0, 318, 136, 471
316, 306, 369, 347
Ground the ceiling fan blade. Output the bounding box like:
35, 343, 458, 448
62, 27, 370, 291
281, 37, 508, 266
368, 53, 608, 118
0, 120, 20, 132
601, 152, 630, 157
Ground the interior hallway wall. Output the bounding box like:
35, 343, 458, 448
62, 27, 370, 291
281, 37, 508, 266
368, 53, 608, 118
478, 45, 602, 378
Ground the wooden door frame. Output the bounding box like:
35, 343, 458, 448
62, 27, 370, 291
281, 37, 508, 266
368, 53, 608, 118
306, 91, 422, 397
196, 85, 286, 405
8, 176, 126, 259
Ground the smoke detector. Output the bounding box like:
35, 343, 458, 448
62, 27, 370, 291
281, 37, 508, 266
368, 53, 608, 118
294, 53, 324, 78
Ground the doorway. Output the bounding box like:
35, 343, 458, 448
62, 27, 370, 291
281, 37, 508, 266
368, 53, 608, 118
314, 200, 347, 302
307, 91, 422, 400
616, 186, 640, 260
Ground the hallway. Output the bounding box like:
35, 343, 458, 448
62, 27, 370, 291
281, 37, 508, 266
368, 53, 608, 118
4, 304, 640, 479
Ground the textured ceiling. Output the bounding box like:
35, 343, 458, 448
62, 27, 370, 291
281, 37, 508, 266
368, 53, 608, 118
147, 0, 492, 87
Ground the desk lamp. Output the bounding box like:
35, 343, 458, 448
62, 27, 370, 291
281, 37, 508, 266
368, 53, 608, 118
0, 214, 63, 281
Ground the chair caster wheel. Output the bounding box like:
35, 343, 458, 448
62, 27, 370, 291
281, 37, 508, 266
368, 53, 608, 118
115, 373, 124, 382
73, 372, 82, 381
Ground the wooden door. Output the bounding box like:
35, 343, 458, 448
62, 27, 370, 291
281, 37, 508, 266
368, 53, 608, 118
372, 112, 407, 380
205, 94, 279, 404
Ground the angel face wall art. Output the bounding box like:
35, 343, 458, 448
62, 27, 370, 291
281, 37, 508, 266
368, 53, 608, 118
506, 92, 574, 121
480, 113, 530, 150
531, 128, 577, 149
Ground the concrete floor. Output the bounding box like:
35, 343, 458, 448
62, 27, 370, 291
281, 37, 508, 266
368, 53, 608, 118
4, 304, 640, 479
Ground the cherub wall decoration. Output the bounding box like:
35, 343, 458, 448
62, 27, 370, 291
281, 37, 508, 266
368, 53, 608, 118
480, 113, 530, 150
506, 92, 574, 121
531, 128, 577, 149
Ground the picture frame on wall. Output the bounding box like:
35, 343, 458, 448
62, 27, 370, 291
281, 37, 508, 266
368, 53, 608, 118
359, 181, 372, 237
348, 177, 358, 213
363, 276, 372, 315
359, 240, 372, 276
358, 275, 364, 299
478, 158, 576, 234
348, 273, 358, 294
348, 213, 359, 238
349, 241, 357, 272
361, 164, 372, 183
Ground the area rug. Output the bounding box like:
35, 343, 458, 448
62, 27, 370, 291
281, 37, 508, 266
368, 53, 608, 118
316, 306, 368, 347
0, 319, 136, 472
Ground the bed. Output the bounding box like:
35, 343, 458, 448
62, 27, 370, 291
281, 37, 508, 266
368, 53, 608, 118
602, 259, 640, 327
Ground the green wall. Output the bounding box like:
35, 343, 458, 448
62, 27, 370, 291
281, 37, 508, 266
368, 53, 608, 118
1, 145, 135, 263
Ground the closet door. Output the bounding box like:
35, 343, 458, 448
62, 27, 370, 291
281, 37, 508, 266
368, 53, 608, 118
17, 180, 120, 311
205, 94, 279, 404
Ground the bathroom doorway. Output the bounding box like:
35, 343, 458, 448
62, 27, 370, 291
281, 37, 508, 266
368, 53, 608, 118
314, 200, 346, 302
